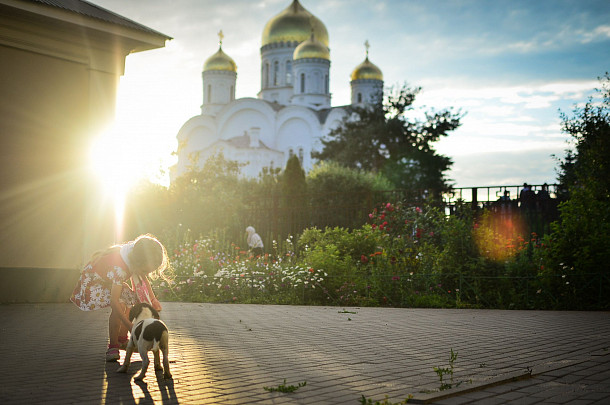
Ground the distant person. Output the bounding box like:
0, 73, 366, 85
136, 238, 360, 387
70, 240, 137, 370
537, 183, 550, 201
520, 183, 535, 211
497, 189, 512, 214
537, 183, 551, 212
246, 226, 264, 257
70, 234, 168, 362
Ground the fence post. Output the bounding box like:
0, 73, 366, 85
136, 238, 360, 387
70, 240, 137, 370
471, 188, 478, 211
272, 193, 279, 236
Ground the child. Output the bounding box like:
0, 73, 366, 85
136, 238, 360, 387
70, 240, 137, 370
71, 234, 169, 361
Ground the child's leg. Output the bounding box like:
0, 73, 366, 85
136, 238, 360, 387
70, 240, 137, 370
108, 302, 126, 346
117, 306, 130, 348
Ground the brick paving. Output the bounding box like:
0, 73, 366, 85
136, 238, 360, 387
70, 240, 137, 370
0, 303, 608, 404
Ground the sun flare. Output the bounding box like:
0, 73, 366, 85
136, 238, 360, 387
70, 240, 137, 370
89, 124, 147, 241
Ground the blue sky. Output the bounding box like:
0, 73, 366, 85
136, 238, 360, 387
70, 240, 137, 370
92, 0, 610, 187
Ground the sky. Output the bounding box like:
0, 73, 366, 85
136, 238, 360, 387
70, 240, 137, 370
91, 0, 610, 188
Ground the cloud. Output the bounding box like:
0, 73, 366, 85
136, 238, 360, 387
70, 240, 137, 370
448, 149, 562, 187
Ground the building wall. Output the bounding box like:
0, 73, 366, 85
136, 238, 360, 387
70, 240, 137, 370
0, 0, 168, 302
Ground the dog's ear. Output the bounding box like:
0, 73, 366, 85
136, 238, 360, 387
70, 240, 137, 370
149, 305, 160, 320
129, 304, 142, 322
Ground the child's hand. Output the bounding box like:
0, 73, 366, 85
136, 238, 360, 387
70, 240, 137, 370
152, 298, 162, 312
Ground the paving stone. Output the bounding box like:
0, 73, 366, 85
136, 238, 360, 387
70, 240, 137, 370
1, 303, 610, 404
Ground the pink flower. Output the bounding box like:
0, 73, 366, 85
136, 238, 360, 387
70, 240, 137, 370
415, 207, 422, 213
361, 255, 368, 263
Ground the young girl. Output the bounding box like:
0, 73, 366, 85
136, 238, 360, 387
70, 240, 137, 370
71, 234, 169, 361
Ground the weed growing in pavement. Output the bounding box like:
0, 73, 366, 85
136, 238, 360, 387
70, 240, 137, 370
263, 379, 307, 393
338, 309, 358, 314
359, 394, 413, 404
434, 348, 459, 391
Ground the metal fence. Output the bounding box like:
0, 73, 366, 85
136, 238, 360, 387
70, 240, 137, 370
235, 184, 560, 245
165, 271, 610, 310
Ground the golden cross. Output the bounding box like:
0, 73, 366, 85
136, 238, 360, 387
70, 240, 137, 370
364, 40, 370, 58
218, 30, 224, 46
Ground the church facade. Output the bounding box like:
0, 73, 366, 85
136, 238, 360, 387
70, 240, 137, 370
172, 0, 384, 180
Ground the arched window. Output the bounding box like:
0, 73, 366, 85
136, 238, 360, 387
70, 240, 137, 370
357, 92, 362, 103
207, 85, 212, 102
313, 71, 321, 92
285, 60, 292, 84
300, 73, 305, 93
325, 74, 329, 93
298, 148, 304, 163
264, 62, 269, 87
289, 148, 294, 157
273, 61, 279, 86
230, 85, 234, 101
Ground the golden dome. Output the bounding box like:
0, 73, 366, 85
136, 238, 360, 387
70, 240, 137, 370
293, 34, 330, 60
351, 57, 383, 81
262, 0, 329, 47
203, 46, 237, 72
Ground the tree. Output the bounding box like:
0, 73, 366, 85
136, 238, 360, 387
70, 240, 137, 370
313, 84, 461, 194
557, 73, 610, 200
169, 152, 245, 237
542, 74, 610, 308
281, 155, 307, 200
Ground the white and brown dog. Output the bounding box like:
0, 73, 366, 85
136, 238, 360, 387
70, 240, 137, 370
117, 303, 172, 381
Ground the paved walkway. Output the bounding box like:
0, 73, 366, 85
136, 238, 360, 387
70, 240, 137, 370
0, 303, 608, 404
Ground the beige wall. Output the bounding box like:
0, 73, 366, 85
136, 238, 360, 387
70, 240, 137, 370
0, 2, 167, 271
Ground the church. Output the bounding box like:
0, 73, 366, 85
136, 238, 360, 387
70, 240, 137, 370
171, 0, 384, 180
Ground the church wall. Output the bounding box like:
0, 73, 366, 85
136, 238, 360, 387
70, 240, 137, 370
185, 125, 217, 154
291, 58, 331, 108
202, 70, 236, 110
277, 118, 313, 168
259, 44, 296, 104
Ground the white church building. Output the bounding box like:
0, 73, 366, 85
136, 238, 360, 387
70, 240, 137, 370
171, 0, 384, 180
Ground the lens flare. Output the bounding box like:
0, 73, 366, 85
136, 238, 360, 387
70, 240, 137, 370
473, 212, 527, 261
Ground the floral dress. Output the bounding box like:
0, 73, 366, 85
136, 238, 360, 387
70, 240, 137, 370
71, 250, 138, 311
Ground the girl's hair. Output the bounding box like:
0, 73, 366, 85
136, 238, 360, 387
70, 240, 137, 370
130, 234, 169, 278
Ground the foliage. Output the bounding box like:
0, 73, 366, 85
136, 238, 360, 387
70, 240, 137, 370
168, 152, 246, 238
306, 161, 392, 197
557, 73, 610, 200
152, 193, 608, 310
263, 380, 307, 393
360, 395, 412, 405
281, 155, 307, 200
542, 73, 610, 309
124, 180, 171, 240
313, 84, 461, 193
434, 348, 459, 391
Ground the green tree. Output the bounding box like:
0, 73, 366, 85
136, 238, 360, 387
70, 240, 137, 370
542, 74, 610, 309
312, 84, 461, 194
124, 180, 171, 239
557, 73, 610, 200
281, 155, 307, 200
169, 152, 245, 238
306, 161, 393, 229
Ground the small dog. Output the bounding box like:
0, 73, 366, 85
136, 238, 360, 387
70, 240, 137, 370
117, 303, 172, 381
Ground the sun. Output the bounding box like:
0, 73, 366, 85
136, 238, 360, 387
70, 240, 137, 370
89, 124, 147, 240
